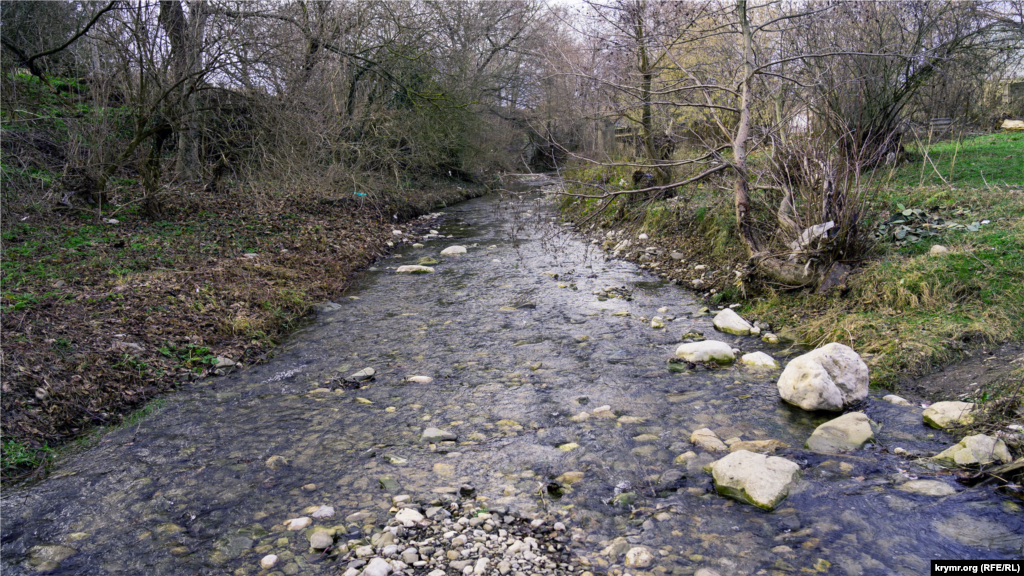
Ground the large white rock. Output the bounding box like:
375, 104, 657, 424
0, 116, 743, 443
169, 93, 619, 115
713, 309, 754, 335
933, 434, 1012, 466
777, 343, 869, 411
440, 246, 467, 256
711, 450, 802, 510
923, 401, 975, 429
740, 351, 779, 369
690, 428, 728, 452
805, 412, 876, 453
396, 265, 434, 274
675, 340, 735, 364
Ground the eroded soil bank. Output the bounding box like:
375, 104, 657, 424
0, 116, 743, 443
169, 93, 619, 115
1, 182, 484, 478
2, 189, 1021, 576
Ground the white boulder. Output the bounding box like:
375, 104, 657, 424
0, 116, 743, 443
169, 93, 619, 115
713, 309, 754, 336
440, 246, 467, 256
406, 375, 433, 384
923, 401, 975, 429
777, 343, 869, 411
711, 450, 802, 510
740, 351, 779, 369
805, 412, 876, 453
675, 340, 735, 364
933, 434, 1012, 466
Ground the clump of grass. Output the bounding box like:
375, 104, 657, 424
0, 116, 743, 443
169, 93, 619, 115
1, 438, 54, 476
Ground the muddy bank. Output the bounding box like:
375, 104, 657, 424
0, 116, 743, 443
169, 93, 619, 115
1, 181, 486, 479
2, 188, 1021, 576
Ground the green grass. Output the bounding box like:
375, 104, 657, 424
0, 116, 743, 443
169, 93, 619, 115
1, 438, 54, 475
560, 131, 1024, 391
744, 132, 1024, 389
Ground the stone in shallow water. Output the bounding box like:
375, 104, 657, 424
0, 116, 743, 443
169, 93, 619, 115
713, 308, 754, 335
421, 427, 456, 443
933, 434, 1011, 465
922, 401, 975, 429
309, 529, 334, 549
312, 506, 335, 519
882, 394, 912, 407
805, 412, 876, 453
740, 351, 778, 369
730, 439, 788, 454
440, 245, 467, 256
625, 546, 654, 568
776, 343, 868, 411
675, 340, 735, 364
261, 554, 279, 569
286, 517, 311, 531
345, 367, 375, 382
690, 428, 728, 452
407, 375, 433, 384
897, 480, 957, 496
265, 455, 289, 469
28, 545, 77, 566
396, 265, 434, 274
711, 450, 802, 510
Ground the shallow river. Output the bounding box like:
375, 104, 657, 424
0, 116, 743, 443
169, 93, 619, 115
3, 189, 1022, 576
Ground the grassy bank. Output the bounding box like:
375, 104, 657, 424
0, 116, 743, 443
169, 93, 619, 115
0, 180, 483, 480
559, 132, 1024, 400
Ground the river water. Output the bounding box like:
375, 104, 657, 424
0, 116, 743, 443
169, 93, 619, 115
3, 188, 1021, 576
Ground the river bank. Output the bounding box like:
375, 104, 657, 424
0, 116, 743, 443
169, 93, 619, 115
556, 132, 1024, 438
1, 179, 487, 480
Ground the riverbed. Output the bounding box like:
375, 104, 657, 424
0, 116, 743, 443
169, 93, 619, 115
2, 189, 1021, 575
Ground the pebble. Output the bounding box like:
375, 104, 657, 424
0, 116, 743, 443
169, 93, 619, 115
261, 554, 279, 569
285, 517, 311, 531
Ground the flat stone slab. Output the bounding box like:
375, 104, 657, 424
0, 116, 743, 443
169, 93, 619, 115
396, 265, 435, 274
